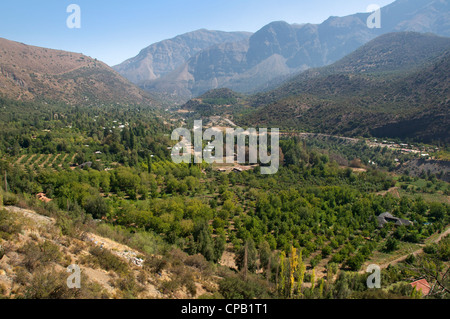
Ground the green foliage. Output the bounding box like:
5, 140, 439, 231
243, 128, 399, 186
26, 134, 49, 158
331, 271, 367, 299
235, 238, 258, 273
345, 253, 365, 271
2, 192, 18, 206
0, 96, 448, 300
384, 237, 400, 253
84, 195, 110, 219
86, 246, 129, 274
20, 241, 63, 271
0, 209, 22, 239
24, 267, 109, 299
219, 275, 270, 299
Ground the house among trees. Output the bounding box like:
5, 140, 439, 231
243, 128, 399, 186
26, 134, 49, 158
77, 162, 93, 169
376, 212, 413, 228
410, 279, 431, 296
36, 193, 52, 203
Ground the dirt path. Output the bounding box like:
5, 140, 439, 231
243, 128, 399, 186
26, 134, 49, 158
25, 154, 38, 166
15, 155, 26, 165
362, 226, 450, 272
51, 154, 61, 165
58, 153, 69, 167
377, 187, 400, 198
39, 154, 52, 167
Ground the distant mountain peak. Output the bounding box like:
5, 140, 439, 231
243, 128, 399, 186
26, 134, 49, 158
242, 30, 450, 143
113, 30, 252, 84
114, 0, 450, 103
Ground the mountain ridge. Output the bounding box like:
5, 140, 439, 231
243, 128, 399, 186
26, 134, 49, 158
244, 33, 450, 142
117, 0, 450, 102
113, 29, 252, 84
180, 32, 450, 143
0, 37, 157, 107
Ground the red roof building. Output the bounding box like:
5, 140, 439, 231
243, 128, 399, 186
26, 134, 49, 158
36, 193, 52, 203
410, 279, 431, 296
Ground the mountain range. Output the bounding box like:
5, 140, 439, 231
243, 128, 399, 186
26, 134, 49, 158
114, 0, 450, 102
182, 32, 450, 143
0, 0, 448, 143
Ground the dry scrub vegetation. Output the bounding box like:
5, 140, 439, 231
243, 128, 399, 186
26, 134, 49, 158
0, 202, 222, 299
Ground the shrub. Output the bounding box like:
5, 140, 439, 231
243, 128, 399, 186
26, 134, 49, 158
39, 241, 63, 263
184, 254, 211, 272
129, 231, 166, 255
144, 255, 167, 273
56, 215, 80, 238
14, 267, 31, 286
24, 267, 77, 299
345, 254, 364, 271
2, 192, 18, 206
20, 241, 62, 271
219, 275, 270, 299
84, 196, 110, 219
111, 273, 143, 299
423, 243, 438, 255
0, 283, 7, 296
87, 246, 128, 274
160, 279, 181, 295
0, 209, 22, 239
384, 237, 399, 253
437, 235, 450, 261
24, 267, 108, 299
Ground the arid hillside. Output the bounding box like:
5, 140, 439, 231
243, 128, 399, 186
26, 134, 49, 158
0, 38, 156, 107
0, 204, 221, 299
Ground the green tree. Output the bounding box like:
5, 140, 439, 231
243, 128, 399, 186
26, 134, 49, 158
195, 223, 215, 262
84, 196, 110, 219
236, 238, 258, 274
384, 237, 399, 253
259, 241, 271, 273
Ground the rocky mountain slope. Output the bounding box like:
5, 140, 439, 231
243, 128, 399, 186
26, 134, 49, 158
0, 204, 220, 299
244, 33, 450, 142
0, 38, 156, 107
120, 0, 450, 101
181, 32, 450, 143
113, 29, 252, 84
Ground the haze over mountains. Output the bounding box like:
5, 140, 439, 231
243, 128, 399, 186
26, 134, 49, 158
179, 31, 450, 142
0, 0, 448, 143
204, 32, 449, 143
113, 30, 252, 84
114, 0, 450, 101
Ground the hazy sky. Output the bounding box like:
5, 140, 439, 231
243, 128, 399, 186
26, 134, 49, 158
0, 0, 395, 66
